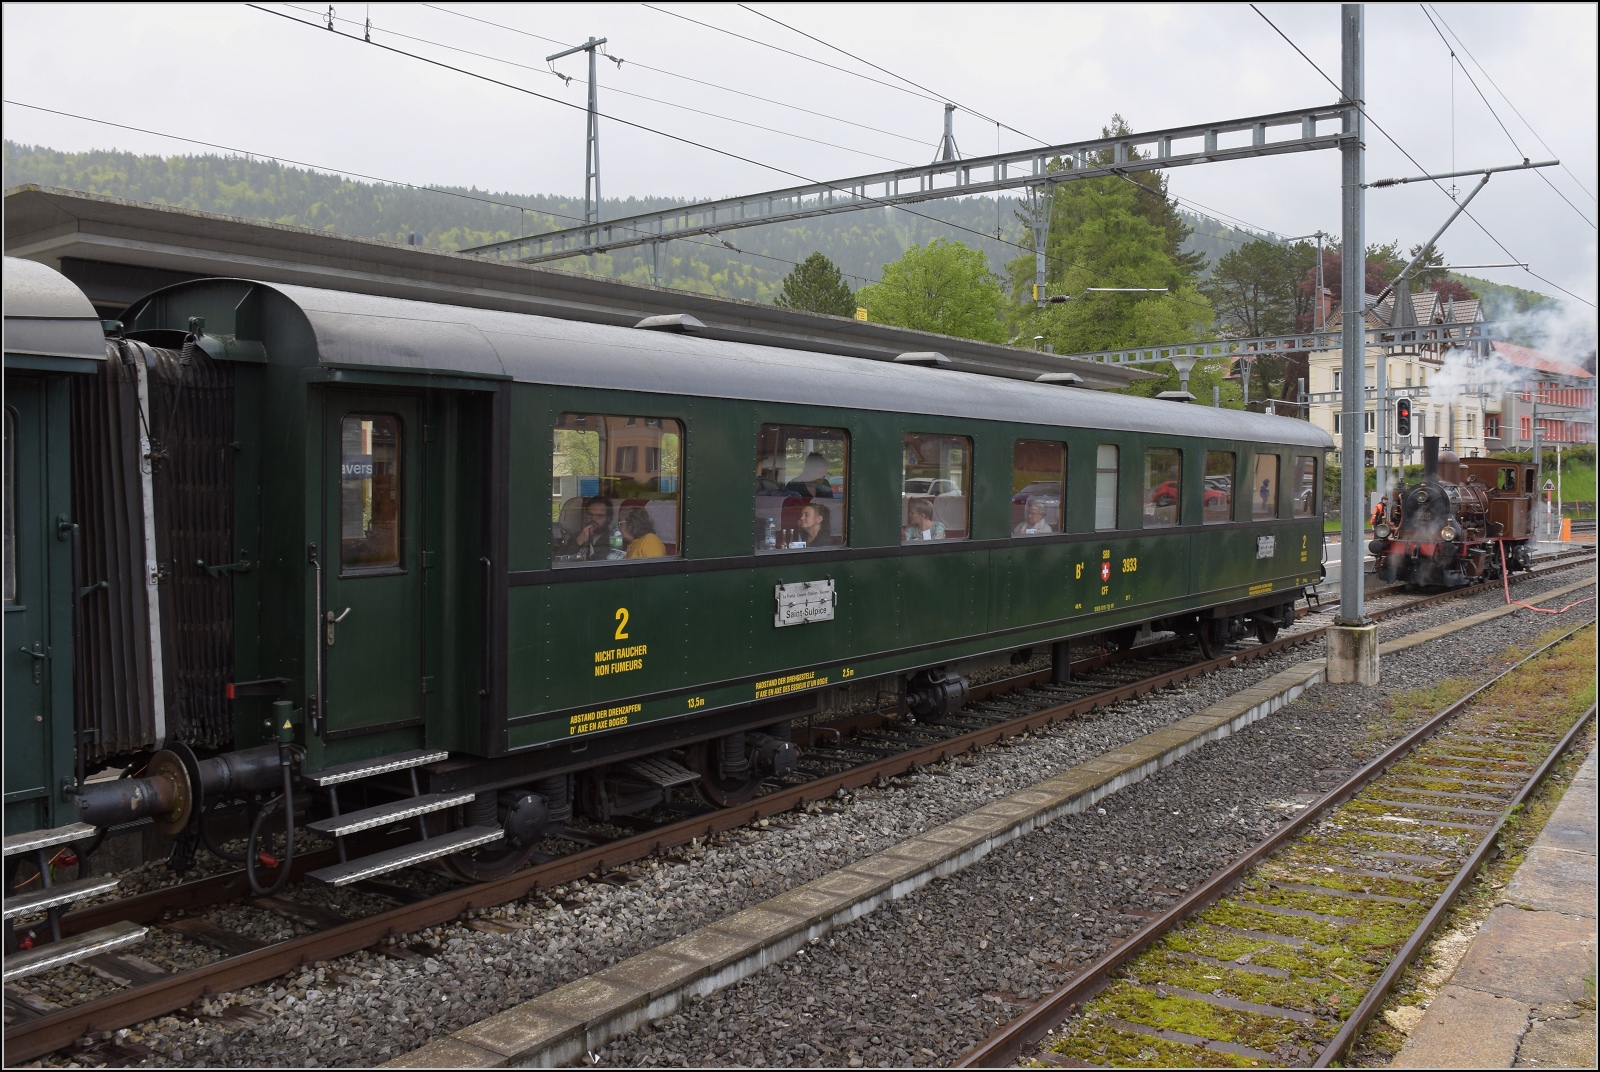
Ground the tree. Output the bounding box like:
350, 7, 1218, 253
856, 239, 1007, 342
1204, 239, 1303, 338
1005, 163, 1212, 358
1428, 278, 1477, 303
774, 252, 856, 316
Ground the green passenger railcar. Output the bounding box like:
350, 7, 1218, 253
25, 275, 1329, 885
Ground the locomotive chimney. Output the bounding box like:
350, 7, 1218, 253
1422, 436, 1440, 481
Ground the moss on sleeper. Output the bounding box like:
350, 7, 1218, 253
1129, 950, 1367, 1015
1053, 1014, 1260, 1067
1089, 980, 1314, 1052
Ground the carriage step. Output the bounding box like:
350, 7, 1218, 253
305, 826, 503, 886
3, 876, 120, 921
2, 921, 147, 982
623, 756, 702, 789
308, 749, 449, 787
307, 792, 477, 837
3, 823, 98, 858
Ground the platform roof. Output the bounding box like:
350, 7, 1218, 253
3, 185, 1154, 391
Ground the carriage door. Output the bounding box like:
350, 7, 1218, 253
321, 395, 424, 741
4, 385, 57, 830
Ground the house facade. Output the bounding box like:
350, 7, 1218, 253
1306, 288, 1490, 464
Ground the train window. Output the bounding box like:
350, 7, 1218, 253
1252, 454, 1280, 520
3, 406, 14, 603
755, 424, 849, 551
1498, 467, 1517, 491
340, 414, 402, 572
1293, 456, 1318, 517
902, 433, 970, 541
1143, 448, 1182, 528
1524, 468, 1535, 494
1011, 440, 1064, 536
1203, 451, 1235, 524
1095, 445, 1119, 530
552, 413, 682, 566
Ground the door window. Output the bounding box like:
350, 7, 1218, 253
902, 434, 970, 541
3, 406, 14, 603
755, 424, 848, 551
340, 414, 403, 572
1012, 440, 1064, 536
1095, 445, 1119, 530
552, 413, 682, 565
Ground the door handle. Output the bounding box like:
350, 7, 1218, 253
20, 642, 46, 685
325, 607, 352, 646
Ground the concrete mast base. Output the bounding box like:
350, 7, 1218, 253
1327, 622, 1380, 684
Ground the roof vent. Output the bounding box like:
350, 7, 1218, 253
634, 313, 705, 333
1035, 372, 1084, 386
1156, 390, 1196, 403
894, 351, 951, 366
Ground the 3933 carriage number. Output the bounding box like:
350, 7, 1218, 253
1121, 557, 1138, 573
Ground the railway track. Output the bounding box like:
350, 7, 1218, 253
5, 553, 1592, 1063
957, 621, 1596, 1068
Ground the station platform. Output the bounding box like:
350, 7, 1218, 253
1390, 745, 1597, 1069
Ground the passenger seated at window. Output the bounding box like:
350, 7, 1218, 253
796, 502, 837, 547
552, 496, 585, 553
1013, 498, 1053, 536
904, 499, 945, 541
620, 507, 666, 559
784, 452, 835, 498
561, 497, 617, 560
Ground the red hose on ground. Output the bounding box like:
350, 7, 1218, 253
1500, 540, 1595, 614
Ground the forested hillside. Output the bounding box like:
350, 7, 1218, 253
3, 141, 1247, 305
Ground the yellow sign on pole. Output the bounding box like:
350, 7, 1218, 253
854, 307, 868, 321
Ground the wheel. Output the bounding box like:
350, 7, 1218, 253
444, 837, 538, 882
685, 738, 764, 808
1254, 620, 1279, 644
1196, 618, 1228, 660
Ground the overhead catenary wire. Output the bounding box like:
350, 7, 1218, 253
1247, 4, 1595, 309
735, 3, 1050, 147
1416, 3, 1596, 231
286, 3, 919, 168
250, 3, 1215, 314
420, 2, 938, 151
1425, 3, 1597, 204
0, 99, 884, 289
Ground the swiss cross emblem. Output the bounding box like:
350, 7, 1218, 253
1100, 561, 1111, 582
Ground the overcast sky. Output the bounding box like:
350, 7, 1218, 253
4, 3, 1596, 308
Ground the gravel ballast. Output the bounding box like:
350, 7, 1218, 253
21, 567, 1595, 1068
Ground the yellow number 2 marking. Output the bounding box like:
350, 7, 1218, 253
614, 607, 630, 641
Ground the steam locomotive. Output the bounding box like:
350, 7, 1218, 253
1370, 436, 1539, 589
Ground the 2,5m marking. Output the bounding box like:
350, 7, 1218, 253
614, 607, 630, 640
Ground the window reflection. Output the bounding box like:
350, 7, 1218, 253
1012, 440, 1063, 536
1293, 456, 1317, 517
552, 413, 681, 566
340, 414, 402, 571
1204, 450, 1235, 524
1252, 454, 1280, 520
1144, 448, 1182, 528
1095, 445, 1119, 530
755, 424, 848, 551
902, 434, 970, 541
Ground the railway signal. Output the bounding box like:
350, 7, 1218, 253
1395, 396, 1412, 438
